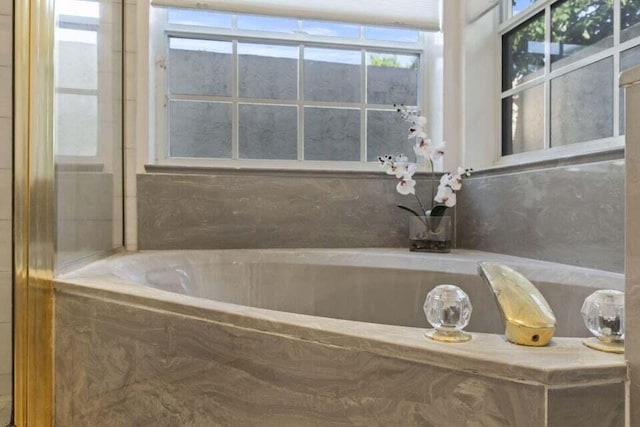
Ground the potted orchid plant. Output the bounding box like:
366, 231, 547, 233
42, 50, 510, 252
378, 104, 472, 252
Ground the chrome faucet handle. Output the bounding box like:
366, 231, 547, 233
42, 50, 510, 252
478, 262, 557, 347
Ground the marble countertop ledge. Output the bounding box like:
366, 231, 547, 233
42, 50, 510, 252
55, 249, 627, 388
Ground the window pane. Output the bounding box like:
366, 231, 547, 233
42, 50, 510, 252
239, 104, 298, 160
513, 0, 538, 15
620, 45, 640, 134
55, 29, 97, 90
367, 110, 413, 162
502, 84, 544, 155
237, 15, 297, 33
304, 107, 360, 161
304, 48, 361, 103
551, 0, 613, 70
364, 26, 419, 43
169, 38, 232, 96
502, 12, 545, 91
622, 0, 640, 42
302, 20, 360, 38
238, 43, 298, 100
367, 52, 418, 105
55, 94, 98, 156
169, 101, 232, 158
167, 8, 232, 28
551, 58, 613, 147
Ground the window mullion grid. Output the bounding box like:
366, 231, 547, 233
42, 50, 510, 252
613, 0, 621, 137
164, 27, 423, 53
232, 39, 239, 159
543, 4, 551, 150
298, 44, 304, 161
360, 49, 367, 162
162, 25, 425, 166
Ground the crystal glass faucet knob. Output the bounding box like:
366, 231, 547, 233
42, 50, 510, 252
581, 290, 625, 342
424, 284, 472, 333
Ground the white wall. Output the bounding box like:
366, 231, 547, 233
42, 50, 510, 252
462, 0, 500, 170
0, 0, 12, 420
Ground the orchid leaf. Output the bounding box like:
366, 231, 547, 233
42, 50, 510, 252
428, 205, 449, 232
429, 205, 449, 217
397, 204, 423, 217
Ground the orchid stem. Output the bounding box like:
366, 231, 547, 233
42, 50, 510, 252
414, 194, 428, 217
428, 158, 436, 213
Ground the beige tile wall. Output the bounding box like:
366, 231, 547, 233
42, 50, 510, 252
0, 0, 11, 421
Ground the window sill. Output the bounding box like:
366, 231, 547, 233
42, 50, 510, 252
146, 159, 441, 178
471, 140, 624, 177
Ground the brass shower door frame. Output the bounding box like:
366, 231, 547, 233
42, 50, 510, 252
13, 0, 56, 422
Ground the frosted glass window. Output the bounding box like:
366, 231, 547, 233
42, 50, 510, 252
169, 38, 232, 96
551, 58, 613, 147
304, 107, 360, 161
304, 48, 361, 103
169, 101, 232, 158
159, 9, 425, 164
367, 110, 413, 161
367, 52, 419, 105
55, 29, 97, 90
238, 43, 298, 100
56, 93, 98, 156
502, 84, 544, 155
239, 104, 298, 160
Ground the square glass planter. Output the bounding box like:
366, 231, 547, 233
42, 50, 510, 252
409, 216, 452, 253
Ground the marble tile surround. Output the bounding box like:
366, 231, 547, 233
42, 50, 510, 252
456, 159, 625, 273
54, 287, 625, 427
137, 171, 433, 250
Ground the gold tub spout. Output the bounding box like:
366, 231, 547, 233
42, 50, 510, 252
478, 262, 557, 347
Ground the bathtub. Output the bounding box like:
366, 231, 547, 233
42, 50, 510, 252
54, 249, 626, 426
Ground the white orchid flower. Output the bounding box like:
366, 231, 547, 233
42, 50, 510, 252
411, 115, 427, 127
430, 140, 446, 162
385, 154, 408, 177
401, 162, 417, 179
413, 138, 433, 158
386, 164, 400, 176
377, 155, 393, 168
396, 178, 416, 195
449, 177, 462, 191
435, 184, 457, 207
457, 166, 472, 177
408, 127, 427, 140
378, 155, 398, 176
440, 172, 462, 191
394, 154, 409, 164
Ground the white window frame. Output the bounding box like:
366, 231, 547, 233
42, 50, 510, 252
150, 7, 438, 172
496, 0, 640, 167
